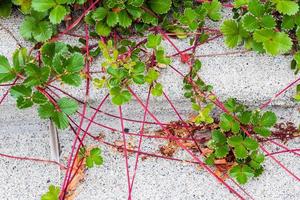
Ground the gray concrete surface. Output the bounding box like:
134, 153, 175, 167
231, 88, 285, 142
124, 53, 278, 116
0, 10, 299, 200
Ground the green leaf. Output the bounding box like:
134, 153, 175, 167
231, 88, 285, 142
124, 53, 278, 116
95, 21, 111, 36
253, 29, 273, 42
132, 62, 145, 74
52, 111, 69, 129
106, 11, 119, 27
10, 85, 32, 98
249, 151, 265, 169
21, 15, 54, 42
194, 103, 214, 124
243, 137, 259, 150
86, 147, 103, 168
92, 7, 108, 21
253, 29, 292, 55
145, 68, 159, 83
20, 16, 36, 40
245, 38, 265, 53
228, 136, 258, 158
61, 74, 82, 86
156, 49, 171, 65
110, 87, 132, 105
32, 91, 48, 104
56, 0, 70, 4
272, 0, 299, 16
13, 48, 29, 72
0, 55, 16, 83
49, 5, 68, 24
146, 34, 162, 48
34, 21, 54, 42
210, 130, 229, 158
220, 20, 248, 48
16, 96, 33, 109
211, 130, 226, 144
12, 0, 32, 14
24, 64, 50, 86
141, 12, 158, 25
229, 165, 254, 184
248, 0, 265, 17
291, 51, 300, 74
38, 103, 55, 119
259, 111, 277, 127
261, 15, 276, 29
238, 111, 252, 124
41, 185, 60, 200
76, 0, 87, 4
0, 0, 12, 17
253, 127, 271, 137
118, 10, 132, 28
234, 0, 248, 8
203, 0, 221, 21
242, 14, 259, 32
227, 135, 243, 146
179, 8, 198, 30
281, 15, 295, 30
41, 42, 68, 66
66, 52, 85, 72
107, 67, 128, 80
132, 75, 145, 84
250, 111, 260, 126
205, 154, 215, 165
220, 113, 240, 133
234, 144, 248, 158
32, 10, 48, 20
32, 0, 56, 12
127, 6, 142, 19
151, 83, 163, 96
215, 145, 230, 158
128, 0, 144, 7
57, 97, 78, 115
296, 28, 300, 42
148, 0, 172, 14
223, 98, 237, 112
51, 53, 66, 74
193, 59, 202, 72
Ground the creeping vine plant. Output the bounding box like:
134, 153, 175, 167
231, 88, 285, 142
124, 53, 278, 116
0, 0, 299, 199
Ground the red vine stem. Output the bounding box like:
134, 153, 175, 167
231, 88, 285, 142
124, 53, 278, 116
129, 87, 151, 197
162, 91, 254, 199
119, 106, 132, 200
60, 24, 92, 198
169, 62, 300, 158
0, 152, 66, 169
259, 76, 300, 109
47, 86, 211, 143
0, 77, 18, 106
63, 94, 109, 194
160, 24, 300, 180
128, 86, 245, 200
169, 34, 222, 57
58, 0, 101, 37
47, 84, 169, 125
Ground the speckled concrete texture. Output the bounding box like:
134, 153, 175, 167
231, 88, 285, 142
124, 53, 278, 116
0, 10, 299, 200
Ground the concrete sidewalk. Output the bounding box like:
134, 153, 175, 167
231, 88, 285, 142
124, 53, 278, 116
0, 11, 299, 200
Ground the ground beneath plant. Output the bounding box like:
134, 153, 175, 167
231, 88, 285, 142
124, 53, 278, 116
0, 11, 300, 200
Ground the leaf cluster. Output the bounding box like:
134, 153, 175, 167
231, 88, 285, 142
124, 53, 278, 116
221, 0, 299, 56
205, 98, 277, 184
1, 42, 84, 129
87, 0, 172, 36
93, 35, 171, 105
182, 59, 214, 124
